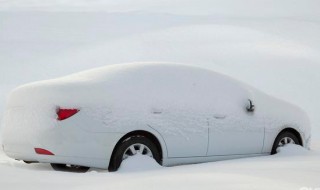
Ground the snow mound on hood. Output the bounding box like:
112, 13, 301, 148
118, 154, 162, 172
276, 144, 309, 156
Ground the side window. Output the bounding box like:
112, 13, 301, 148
203, 74, 249, 113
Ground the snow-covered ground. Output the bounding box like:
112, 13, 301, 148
0, 145, 319, 190
1, 0, 320, 189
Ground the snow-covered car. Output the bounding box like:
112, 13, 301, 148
1, 63, 311, 172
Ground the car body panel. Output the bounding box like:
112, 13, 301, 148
0, 63, 311, 169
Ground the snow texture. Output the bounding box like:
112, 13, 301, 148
1, 0, 320, 189
0, 145, 320, 190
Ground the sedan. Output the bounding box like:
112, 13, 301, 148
1, 63, 311, 172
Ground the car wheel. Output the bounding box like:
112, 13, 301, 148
50, 163, 90, 173
271, 131, 301, 154
108, 136, 161, 172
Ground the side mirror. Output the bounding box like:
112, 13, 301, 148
246, 99, 255, 112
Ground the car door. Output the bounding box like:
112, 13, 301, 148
207, 91, 265, 156
149, 107, 209, 158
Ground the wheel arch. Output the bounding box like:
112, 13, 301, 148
274, 127, 303, 146
108, 130, 164, 169
271, 127, 303, 152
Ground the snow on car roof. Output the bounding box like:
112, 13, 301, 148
7, 62, 250, 110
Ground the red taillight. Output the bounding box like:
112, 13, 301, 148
57, 108, 79, 121
34, 148, 54, 155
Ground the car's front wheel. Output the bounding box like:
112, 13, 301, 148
271, 131, 301, 154
108, 136, 161, 171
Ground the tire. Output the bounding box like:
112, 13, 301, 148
271, 131, 301, 155
108, 136, 161, 172
50, 163, 90, 173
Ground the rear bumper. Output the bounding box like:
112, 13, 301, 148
4, 146, 109, 168
2, 131, 124, 169
1, 106, 124, 169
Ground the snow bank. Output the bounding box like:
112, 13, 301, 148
1, 0, 320, 19
118, 154, 162, 172
0, 144, 319, 190
276, 144, 310, 156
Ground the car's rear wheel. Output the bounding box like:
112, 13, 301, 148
271, 131, 301, 154
50, 163, 90, 173
108, 136, 161, 172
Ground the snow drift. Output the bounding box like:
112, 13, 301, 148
1, 0, 320, 189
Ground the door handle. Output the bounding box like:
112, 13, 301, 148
213, 114, 226, 119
